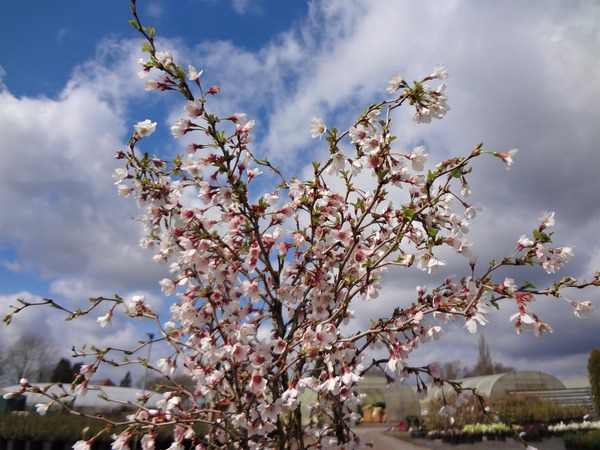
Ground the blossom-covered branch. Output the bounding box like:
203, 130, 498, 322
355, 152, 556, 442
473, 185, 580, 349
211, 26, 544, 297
4, 2, 597, 450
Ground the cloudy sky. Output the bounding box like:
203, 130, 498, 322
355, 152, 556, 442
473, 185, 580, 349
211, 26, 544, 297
0, 0, 598, 386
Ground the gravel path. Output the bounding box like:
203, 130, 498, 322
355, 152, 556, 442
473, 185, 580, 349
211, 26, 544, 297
353, 426, 431, 449
410, 437, 566, 450
354, 426, 567, 450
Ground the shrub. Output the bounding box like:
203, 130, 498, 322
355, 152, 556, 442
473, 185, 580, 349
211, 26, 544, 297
564, 430, 600, 450
0, 413, 178, 443
422, 394, 589, 431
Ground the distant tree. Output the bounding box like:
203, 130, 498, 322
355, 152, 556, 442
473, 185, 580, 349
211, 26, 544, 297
589, 348, 600, 416
3, 333, 56, 383
135, 372, 194, 393
72, 362, 83, 378
442, 361, 466, 380
119, 371, 132, 388
471, 335, 494, 375
51, 358, 77, 383
463, 335, 514, 377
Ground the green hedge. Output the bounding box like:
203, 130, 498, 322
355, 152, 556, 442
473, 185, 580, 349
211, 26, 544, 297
0, 413, 119, 442
564, 430, 600, 450
0, 412, 206, 445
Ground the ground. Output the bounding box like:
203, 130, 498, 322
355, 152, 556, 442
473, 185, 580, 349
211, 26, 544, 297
354, 425, 567, 450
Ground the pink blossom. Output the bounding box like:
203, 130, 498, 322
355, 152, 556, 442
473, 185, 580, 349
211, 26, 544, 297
35, 402, 52, 415
159, 278, 176, 296
171, 119, 191, 137
430, 63, 448, 80
517, 234, 534, 249
409, 146, 429, 172
539, 211, 556, 228
249, 370, 267, 394
439, 404, 456, 416
97, 312, 112, 327
413, 107, 431, 124
385, 354, 405, 375
257, 401, 282, 421
317, 377, 341, 395
230, 343, 250, 362
310, 117, 327, 139
314, 323, 337, 349
137, 58, 151, 79
271, 338, 286, 354
229, 112, 247, 125
144, 79, 161, 91
428, 362, 443, 379
157, 357, 176, 375
455, 390, 472, 407
134, 119, 157, 137
141, 435, 156, 450
240, 279, 261, 301
184, 99, 204, 118
464, 305, 489, 334
166, 443, 184, 450
187, 65, 202, 81
415, 251, 446, 274
573, 301, 594, 319
79, 364, 95, 380
495, 148, 518, 170
425, 326, 443, 341
349, 123, 376, 145
73, 441, 92, 450
111, 433, 131, 450
155, 51, 173, 67
387, 73, 406, 93
236, 119, 255, 134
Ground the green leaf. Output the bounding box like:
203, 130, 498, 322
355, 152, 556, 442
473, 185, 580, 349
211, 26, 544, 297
402, 205, 415, 220
533, 229, 552, 243
426, 170, 436, 183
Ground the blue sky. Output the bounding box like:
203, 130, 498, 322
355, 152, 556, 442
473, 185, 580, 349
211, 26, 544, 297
1, 0, 599, 386
0, 1, 308, 97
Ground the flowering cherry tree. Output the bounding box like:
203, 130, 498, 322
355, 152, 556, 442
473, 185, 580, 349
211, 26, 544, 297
4, 2, 599, 450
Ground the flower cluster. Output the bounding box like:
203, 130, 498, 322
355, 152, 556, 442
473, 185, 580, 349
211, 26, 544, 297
387, 64, 450, 123
106, 42, 597, 445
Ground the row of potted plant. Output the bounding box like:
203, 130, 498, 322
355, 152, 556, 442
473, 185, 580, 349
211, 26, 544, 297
423, 420, 600, 445
547, 420, 600, 435
462, 422, 513, 436
563, 429, 600, 450
425, 423, 517, 443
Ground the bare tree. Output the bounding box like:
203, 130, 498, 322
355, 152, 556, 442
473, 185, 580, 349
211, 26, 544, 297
3, 333, 57, 383
463, 335, 514, 377
442, 360, 466, 380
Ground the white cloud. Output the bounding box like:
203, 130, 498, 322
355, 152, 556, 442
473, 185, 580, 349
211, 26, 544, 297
0, 38, 170, 295
231, 0, 250, 15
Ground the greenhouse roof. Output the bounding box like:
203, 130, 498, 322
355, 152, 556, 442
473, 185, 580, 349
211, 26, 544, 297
421, 370, 567, 402
1, 384, 162, 412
